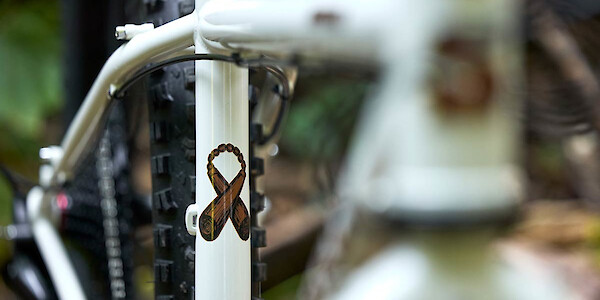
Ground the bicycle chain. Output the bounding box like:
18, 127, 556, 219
97, 130, 126, 299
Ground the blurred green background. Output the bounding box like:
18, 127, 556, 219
0, 0, 62, 267
0, 0, 63, 171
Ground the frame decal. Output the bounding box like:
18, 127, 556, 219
199, 143, 249, 241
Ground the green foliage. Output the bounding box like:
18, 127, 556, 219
280, 77, 369, 161
0, 0, 62, 164
0, 0, 62, 265
0, 176, 11, 265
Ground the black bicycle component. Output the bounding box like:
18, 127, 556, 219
131, 192, 153, 227
112, 54, 290, 99
111, 53, 291, 148
61, 104, 135, 300
126, 1, 197, 298
3, 255, 56, 300
1, 171, 58, 299
111, 53, 292, 148
54, 2, 139, 299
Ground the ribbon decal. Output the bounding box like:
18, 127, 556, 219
199, 143, 250, 241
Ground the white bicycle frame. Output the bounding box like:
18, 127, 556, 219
26, 0, 503, 299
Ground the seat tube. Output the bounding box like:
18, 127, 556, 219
189, 3, 251, 298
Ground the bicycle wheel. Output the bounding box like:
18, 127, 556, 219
125, 1, 197, 298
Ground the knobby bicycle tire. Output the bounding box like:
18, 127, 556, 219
128, 1, 198, 298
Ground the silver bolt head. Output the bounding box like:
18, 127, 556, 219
115, 26, 127, 40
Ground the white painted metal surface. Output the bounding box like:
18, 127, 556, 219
27, 187, 86, 300
197, 0, 428, 62
188, 2, 251, 297
336, 0, 523, 220
330, 232, 572, 300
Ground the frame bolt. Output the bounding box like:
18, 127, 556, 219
39, 146, 63, 164
115, 23, 155, 41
